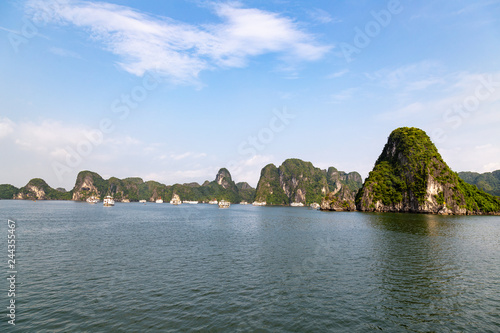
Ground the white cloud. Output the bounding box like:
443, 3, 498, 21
170, 152, 207, 161
26, 0, 331, 84
1, 117, 143, 162
327, 69, 349, 79
367, 60, 444, 91
228, 154, 274, 186
0, 117, 15, 139
49, 47, 82, 59
307, 8, 334, 24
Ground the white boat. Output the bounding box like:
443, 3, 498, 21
240, 201, 249, 205
139, 199, 147, 203
170, 194, 182, 205
310, 203, 320, 209
86, 196, 98, 204
156, 198, 163, 203
183, 200, 199, 204
290, 202, 304, 207
209, 200, 218, 205
252, 201, 267, 206
103, 196, 115, 207
218, 200, 230, 208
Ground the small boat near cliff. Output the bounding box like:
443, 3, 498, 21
310, 203, 320, 209
170, 194, 182, 205
218, 200, 230, 208
103, 196, 115, 207
86, 196, 99, 204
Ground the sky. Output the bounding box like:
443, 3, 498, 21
1, 0, 500, 190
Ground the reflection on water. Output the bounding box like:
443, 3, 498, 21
367, 213, 500, 332
1, 201, 500, 332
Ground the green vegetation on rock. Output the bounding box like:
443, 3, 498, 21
0, 184, 19, 199
16, 178, 72, 200
255, 159, 362, 206
70, 168, 253, 203
255, 164, 289, 205
356, 127, 500, 214
459, 170, 500, 196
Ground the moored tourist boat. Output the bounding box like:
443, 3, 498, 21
209, 199, 218, 205
103, 196, 115, 207
183, 200, 198, 204
170, 194, 182, 205
139, 199, 147, 203
310, 202, 320, 209
290, 202, 304, 207
86, 196, 99, 204
252, 201, 267, 206
218, 200, 230, 208
156, 198, 163, 203
240, 201, 249, 205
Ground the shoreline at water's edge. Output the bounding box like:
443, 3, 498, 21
319, 207, 500, 216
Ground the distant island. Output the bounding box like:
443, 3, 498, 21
1, 127, 499, 215
0, 168, 256, 204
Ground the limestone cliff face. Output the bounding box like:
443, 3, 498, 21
15, 178, 71, 200
70, 169, 251, 203
255, 159, 362, 206
215, 168, 237, 190
356, 127, 500, 215
320, 186, 358, 211
320, 167, 363, 211
72, 171, 105, 201
15, 182, 46, 200
201, 168, 246, 203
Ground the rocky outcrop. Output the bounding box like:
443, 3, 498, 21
215, 168, 234, 190
255, 159, 362, 206
15, 182, 46, 200
0, 184, 19, 199
356, 127, 500, 215
70, 168, 252, 203
320, 186, 357, 211
199, 168, 251, 203
236, 182, 256, 203
72, 171, 104, 201
15, 178, 72, 200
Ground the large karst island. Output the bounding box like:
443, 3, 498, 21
1, 127, 499, 215
355, 127, 500, 215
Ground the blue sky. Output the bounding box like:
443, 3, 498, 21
1, 0, 500, 189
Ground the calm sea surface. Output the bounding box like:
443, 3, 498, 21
1, 200, 500, 332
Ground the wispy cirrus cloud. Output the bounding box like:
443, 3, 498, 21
26, 0, 331, 84
49, 46, 82, 59
366, 60, 444, 91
